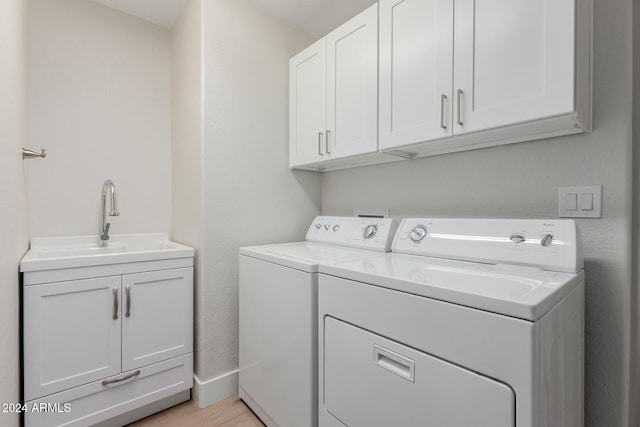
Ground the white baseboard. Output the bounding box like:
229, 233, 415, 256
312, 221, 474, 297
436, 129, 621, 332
193, 369, 239, 408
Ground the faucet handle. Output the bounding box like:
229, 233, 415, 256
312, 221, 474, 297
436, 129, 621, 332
101, 223, 111, 241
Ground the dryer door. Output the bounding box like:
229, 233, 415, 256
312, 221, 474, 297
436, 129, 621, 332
323, 317, 515, 427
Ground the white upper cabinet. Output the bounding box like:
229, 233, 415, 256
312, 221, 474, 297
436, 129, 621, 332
379, 0, 591, 157
289, 38, 326, 167
326, 5, 378, 160
379, 0, 454, 149
290, 4, 399, 171
453, 0, 575, 134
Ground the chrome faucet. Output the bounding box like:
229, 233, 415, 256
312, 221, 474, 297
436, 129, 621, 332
99, 179, 120, 246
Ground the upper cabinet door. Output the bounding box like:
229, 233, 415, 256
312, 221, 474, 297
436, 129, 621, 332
379, 0, 454, 150
122, 268, 194, 372
326, 4, 378, 160
290, 38, 327, 167
453, 0, 575, 135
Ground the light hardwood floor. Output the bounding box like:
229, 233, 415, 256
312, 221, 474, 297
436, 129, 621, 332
127, 396, 264, 427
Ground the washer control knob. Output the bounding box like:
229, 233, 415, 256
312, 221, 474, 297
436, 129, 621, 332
363, 224, 378, 239
510, 233, 526, 244
315, 224, 321, 230
324, 224, 330, 231
410, 225, 427, 242
541, 234, 553, 247
333, 224, 340, 232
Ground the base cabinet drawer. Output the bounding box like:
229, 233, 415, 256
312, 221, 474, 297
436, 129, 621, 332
25, 354, 193, 427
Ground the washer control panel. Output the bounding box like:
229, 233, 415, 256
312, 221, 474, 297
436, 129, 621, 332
306, 216, 398, 252
393, 218, 583, 273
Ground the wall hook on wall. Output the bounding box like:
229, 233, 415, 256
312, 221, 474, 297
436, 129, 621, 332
22, 148, 47, 160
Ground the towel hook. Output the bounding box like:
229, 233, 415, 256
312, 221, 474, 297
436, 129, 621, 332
22, 148, 47, 160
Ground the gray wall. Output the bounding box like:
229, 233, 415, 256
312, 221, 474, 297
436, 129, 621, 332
0, 0, 28, 426
321, 1, 634, 425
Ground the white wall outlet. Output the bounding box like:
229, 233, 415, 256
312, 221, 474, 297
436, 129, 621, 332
558, 185, 602, 218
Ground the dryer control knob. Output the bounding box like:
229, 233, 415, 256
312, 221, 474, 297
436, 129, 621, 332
410, 225, 427, 242
363, 224, 378, 239
541, 234, 553, 247
510, 233, 526, 244
315, 224, 321, 230
333, 224, 340, 232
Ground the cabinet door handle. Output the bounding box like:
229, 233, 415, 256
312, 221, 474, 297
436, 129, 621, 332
440, 94, 447, 129
125, 285, 131, 318
112, 287, 118, 320
456, 89, 463, 126
318, 132, 324, 156
326, 130, 331, 154
102, 370, 141, 386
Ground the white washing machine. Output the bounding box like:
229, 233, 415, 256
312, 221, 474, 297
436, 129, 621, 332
318, 218, 584, 427
239, 216, 398, 427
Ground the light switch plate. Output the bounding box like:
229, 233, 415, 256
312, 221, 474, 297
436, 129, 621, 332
559, 185, 602, 218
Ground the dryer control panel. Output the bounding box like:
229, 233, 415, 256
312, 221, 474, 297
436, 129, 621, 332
306, 216, 398, 252
393, 218, 583, 273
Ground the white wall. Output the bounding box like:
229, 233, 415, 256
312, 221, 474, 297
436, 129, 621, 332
0, 0, 28, 426
172, 0, 202, 256
321, 1, 634, 425
196, 0, 321, 396
27, 0, 172, 238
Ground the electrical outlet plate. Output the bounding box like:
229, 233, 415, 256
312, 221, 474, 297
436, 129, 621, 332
558, 185, 602, 218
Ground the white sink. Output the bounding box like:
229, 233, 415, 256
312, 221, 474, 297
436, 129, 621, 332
20, 233, 194, 272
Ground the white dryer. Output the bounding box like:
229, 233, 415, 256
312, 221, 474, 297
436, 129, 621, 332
318, 218, 584, 427
239, 216, 398, 427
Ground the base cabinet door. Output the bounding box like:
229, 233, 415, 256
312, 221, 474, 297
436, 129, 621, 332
23, 276, 122, 401
122, 268, 193, 371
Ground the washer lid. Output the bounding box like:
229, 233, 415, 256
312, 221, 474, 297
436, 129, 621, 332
240, 242, 387, 273
319, 254, 583, 321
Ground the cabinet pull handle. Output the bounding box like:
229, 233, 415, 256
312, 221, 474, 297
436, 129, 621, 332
125, 285, 131, 318
326, 130, 331, 154
456, 89, 463, 126
102, 370, 141, 386
440, 94, 447, 129
318, 132, 324, 156
112, 287, 118, 320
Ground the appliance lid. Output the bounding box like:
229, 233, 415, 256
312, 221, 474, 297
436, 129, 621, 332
319, 253, 583, 321
240, 242, 388, 273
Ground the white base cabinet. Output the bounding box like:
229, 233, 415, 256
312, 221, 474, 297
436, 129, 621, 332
22, 255, 194, 427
